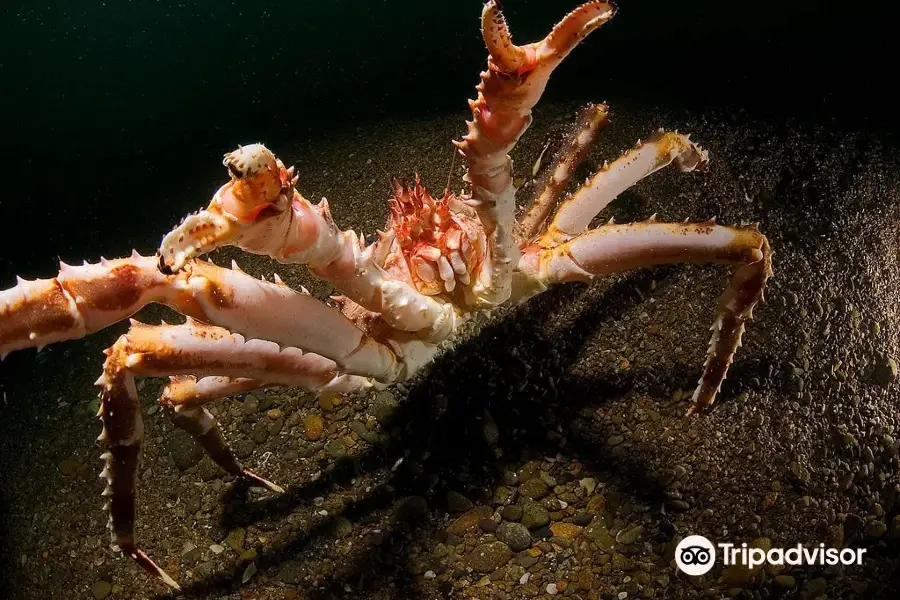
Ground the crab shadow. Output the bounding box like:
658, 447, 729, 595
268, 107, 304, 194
153, 267, 780, 599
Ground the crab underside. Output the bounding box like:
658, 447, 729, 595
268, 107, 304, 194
0, 1, 771, 590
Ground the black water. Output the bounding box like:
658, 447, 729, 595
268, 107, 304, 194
0, 0, 888, 283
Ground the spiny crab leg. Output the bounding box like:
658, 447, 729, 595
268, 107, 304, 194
516, 102, 609, 244
97, 318, 376, 589
516, 221, 773, 411
0, 255, 408, 382
538, 130, 709, 247
456, 1, 617, 307
157, 144, 457, 341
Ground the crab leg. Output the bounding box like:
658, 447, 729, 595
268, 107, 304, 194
0, 254, 410, 381
456, 0, 617, 307
538, 131, 709, 246
156, 145, 456, 341
517, 221, 773, 411
516, 102, 609, 244
96, 318, 377, 589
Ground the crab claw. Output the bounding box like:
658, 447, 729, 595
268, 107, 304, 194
482, 0, 616, 76
158, 143, 294, 272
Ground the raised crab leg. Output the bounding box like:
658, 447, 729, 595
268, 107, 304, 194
538, 130, 710, 247
97, 318, 377, 589
516, 102, 609, 244
456, 0, 617, 307
516, 221, 773, 411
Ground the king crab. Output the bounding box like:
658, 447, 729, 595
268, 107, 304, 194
0, 1, 771, 590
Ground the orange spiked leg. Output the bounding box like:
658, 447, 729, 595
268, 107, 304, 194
96, 318, 380, 588
455, 1, 617, 307
516, 222, 772, 412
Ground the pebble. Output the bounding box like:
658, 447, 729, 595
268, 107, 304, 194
865, 520, 887, 538
169, 432, 203, 470
478, 518, 499, 533
225, 527, 246, 552
90, 581, 111, 599
546, 582, 558, 595
616, 525, 644, 544
465, 542, 513, 572
501, 505, 523, 521
242, 394, 259, 415
551, 522, 584, 539
372, 390, 399, 423
803, 578, 827, 598
57, 457, 81, 477
498, 522, 532, 551
520, 479, 549, 500
304, 414, 325, 440
326, 438, 347, 458
449, 506, 493, 535
447, 491, 474, 512
521, 503, 550, 529
774, 575, 796, 589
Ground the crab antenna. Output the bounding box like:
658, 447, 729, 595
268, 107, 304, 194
445, 142, 458, 195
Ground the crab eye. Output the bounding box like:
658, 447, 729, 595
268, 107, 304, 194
226, 161, 244, 179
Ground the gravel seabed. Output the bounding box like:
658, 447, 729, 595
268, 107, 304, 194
1, 101, 899, 599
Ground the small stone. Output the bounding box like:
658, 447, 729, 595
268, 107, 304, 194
225, 527, 246, 552
498, 522, 532, 552
250, 421, 269, 444
888, 515, 900, 538
584, 521, 616, 551
326, 438, 346, 458
501, 505, 523, 522
372, 390, 398, 423
580, 477, 597, 494
240, 541, 261, 560
446, 491, 474, 512
395, 495, 428, 521
449, 506, 493, 535
483, 409, 499, 445
91, 581, 112, 599
546, 582, 558, 595
586, 494, 606, 515
521, 503, 550, 529
872, 357, 898, 386
169, 432, 203, 470
520, 479, 549, 500
234, 438, 255, 459
572, 513, 593, 527
478, 518, 498, 533
865, 520, 887, 538
551, 522, 583, 539
803, 577, 827, 598
532, 525, 552, 539
266, 408, 282, 420
616, 525, 643, 544
318, 391, 340, 411
303, 414, 325, 441
774, 575, 796, 589
210, 544, 225, 554
242, 394, 259, 415
465, 542, 513, 573
58, 457, 82, 477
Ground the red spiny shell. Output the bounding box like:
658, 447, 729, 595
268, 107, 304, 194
386, 176, 484, 295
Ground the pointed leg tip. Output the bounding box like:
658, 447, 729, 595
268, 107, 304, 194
241, 467, 285, 493
130, 547, 182, 591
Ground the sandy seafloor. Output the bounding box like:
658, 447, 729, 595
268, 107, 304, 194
1, 100, 899, 600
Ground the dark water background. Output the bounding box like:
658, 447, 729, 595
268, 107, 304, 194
0, 0, 888, 280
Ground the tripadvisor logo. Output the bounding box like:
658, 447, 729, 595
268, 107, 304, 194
675, 535, 867, 576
